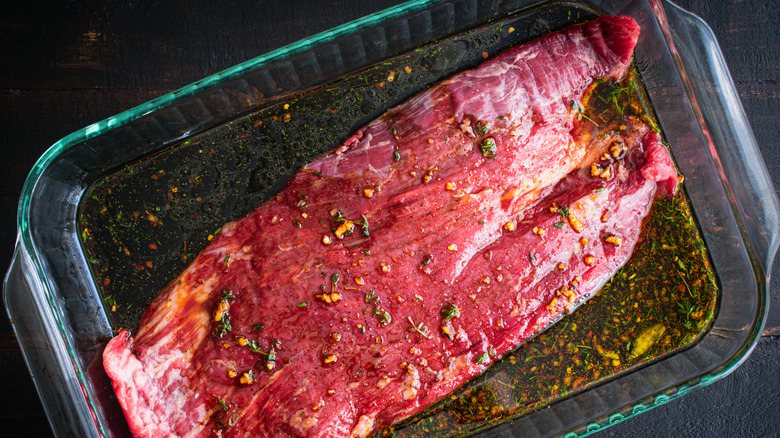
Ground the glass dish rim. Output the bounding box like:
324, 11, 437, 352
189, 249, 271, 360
7, 0, 776, 436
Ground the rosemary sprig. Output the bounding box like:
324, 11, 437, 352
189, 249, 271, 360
408, 316, 432, 339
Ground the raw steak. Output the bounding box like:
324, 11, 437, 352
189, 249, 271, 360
102, 15, 668, 438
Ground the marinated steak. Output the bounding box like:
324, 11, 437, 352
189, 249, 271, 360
103, 16, 671, 438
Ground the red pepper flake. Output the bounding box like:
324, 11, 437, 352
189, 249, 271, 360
149, 243, 158, 250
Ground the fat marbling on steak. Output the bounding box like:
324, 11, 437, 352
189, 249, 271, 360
103, 15, 672, 437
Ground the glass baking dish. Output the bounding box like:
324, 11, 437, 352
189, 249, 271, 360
4, 0, 777, 437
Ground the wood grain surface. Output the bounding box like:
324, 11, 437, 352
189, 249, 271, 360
1, 0, 777, 437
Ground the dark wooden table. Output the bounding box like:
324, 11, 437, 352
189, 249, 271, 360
2, 1, 777, 436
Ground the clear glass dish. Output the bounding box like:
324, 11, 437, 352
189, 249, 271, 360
4, 0, 778, 437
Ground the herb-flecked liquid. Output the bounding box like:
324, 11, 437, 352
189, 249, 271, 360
78, 2, 719, 437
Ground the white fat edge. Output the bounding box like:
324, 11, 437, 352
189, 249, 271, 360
140, 275, 217, 350
439, 352, 472, 382
351, 415, 376, 438
292, 376, 310, 397
612, 178, 654, 216
203, 238, 244, 261
509, 46, 540, 65
229, 244, 254, 261
114, 347, 193, 437
376, 374, 393, 389
395, 87, 440, 113
459, 58, 515, 80
329, 133, 397, 180
290, 409, 319, 433
574, 51, 597, 69
401, 365, 421, 400
277, 241, 294, 252
142, 347, 181, 380
568, 30, 586, 46
568, 31, 596, 69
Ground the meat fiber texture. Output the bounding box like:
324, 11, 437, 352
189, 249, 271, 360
103, 15, 673, 438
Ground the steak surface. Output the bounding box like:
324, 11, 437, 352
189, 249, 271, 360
102, 16, 673, 438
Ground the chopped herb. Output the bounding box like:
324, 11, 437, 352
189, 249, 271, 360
480, 137, 497, 158
104, 295, 117, 308
476, 122, 490, 135
558, 205, 570, 220
223, 253, 231, 263
420, 255, 432, 267
475, 352, 489, 364
554, 222, 565, 228
246, 339, 277, 362
393, 150, 400, 162
298, 301, 307, 307
373, 308, 391, 325
529, 251, 536, 264
441, 304, 461, 322
293, 220, 301, 228
363, 250, 371, 255
365, 290, 379, 302
408, 316, 432, 339
216, 397, 230, 412
213, 292, 233, 339
332, 211, 369, 237
572, 100, 601, 126
478, 220, 485, 225
331, 273, 340, 286
252, 325, 264, 331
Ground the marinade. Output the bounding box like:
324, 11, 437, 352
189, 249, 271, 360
78, 3, 718, 436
